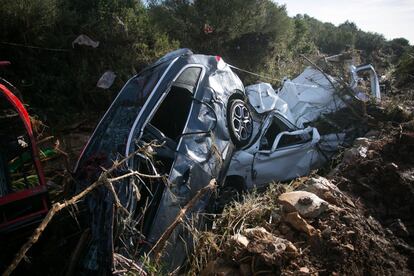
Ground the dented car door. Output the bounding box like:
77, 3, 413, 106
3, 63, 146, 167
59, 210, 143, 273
252, 116, 321, 185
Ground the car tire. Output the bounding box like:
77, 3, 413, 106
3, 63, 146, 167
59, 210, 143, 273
227, 96, 253, 148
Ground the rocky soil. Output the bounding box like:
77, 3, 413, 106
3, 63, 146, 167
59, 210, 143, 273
191, 118, 414, 276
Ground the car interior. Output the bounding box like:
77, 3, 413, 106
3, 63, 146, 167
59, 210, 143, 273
131, 67, 202, 237
260, 116, 311, 151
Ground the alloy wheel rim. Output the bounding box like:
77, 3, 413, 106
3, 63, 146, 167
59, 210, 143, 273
232, 102, 252, 141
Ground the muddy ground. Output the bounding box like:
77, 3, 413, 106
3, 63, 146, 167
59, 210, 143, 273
192, 115, 414, 275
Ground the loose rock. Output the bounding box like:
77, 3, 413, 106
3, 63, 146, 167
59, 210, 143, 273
278, 191, 329, 219
242, 227, 298, 265
301, 176, 341, 204
284, 212, 320, 237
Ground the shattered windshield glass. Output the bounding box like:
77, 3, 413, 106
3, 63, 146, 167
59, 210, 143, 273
77, 62, 170, 169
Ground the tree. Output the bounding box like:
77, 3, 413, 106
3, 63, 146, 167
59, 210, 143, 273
0, 0, 178, 122
149, 0, 293, 77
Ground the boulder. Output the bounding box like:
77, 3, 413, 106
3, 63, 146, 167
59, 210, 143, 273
278, 191, 329, 219
242, 227, 298, 265
301, 177, 340, 197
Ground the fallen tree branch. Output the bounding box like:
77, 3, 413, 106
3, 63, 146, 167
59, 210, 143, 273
113, 253, 147, 276
104, 176, 130, 215
150, 179, 217, 262
108, 171, 163, 182
3, 143, 161, 276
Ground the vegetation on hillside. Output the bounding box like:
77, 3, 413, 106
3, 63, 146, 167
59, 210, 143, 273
0, 0, 412, 122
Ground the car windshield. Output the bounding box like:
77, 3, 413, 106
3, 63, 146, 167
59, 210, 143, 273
77, 62, 170, 169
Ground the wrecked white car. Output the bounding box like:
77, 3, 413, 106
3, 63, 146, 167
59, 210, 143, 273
226, 63, 381, 189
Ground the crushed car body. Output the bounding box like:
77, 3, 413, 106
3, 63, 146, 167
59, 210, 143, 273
226, 62, 381, 189
74, 49, 253, 273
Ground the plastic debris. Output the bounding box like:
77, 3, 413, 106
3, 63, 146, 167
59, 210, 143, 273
72, 34, 100, 48
96, 71, 116, 89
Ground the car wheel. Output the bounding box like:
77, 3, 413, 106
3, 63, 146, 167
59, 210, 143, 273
227, 98, 253, 148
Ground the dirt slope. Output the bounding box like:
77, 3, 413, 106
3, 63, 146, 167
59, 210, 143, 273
191, 118, 414, 275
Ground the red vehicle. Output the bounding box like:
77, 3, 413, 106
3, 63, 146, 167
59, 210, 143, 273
0, 61, 49, 234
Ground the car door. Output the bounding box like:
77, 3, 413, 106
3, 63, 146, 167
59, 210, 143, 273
131, 65, 204, 213
252, 115, 321, 186
141, 65, 225, 269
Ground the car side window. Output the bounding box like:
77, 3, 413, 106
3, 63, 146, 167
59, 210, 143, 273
259, 116, 290, 150
276, 132, 311, 149
149, 67, 202, 142
175, 67, 201, 92
260, 116, 312, 151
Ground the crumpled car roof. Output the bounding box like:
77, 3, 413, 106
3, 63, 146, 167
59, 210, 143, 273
246, 64, 380, 128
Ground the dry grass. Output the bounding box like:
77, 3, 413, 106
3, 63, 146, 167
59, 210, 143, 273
187, 184, 287, 275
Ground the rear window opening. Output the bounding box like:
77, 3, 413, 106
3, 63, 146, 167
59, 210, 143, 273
150, 67, 201, 142
150, 85, 193, 141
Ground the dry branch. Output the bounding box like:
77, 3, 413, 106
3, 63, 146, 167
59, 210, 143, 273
108, 170, 162, 182
113, 253, 147, 276
151, 179, 217, 262
104, 176, 130, 215
3, 143, 163, 276
300, 54, 366, 119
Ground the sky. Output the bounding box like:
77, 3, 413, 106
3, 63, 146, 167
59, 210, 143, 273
280, 0, 414, 44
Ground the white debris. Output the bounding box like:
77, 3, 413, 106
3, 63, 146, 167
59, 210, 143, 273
97, 71, 116, 89
343, 146, 368, 164
353, 137, 371, 148
72, 34, 100, 48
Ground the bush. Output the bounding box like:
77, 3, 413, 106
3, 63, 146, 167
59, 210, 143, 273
0, 0, 178, 123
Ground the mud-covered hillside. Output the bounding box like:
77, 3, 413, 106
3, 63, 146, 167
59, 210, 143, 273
190, 104, 414, 275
